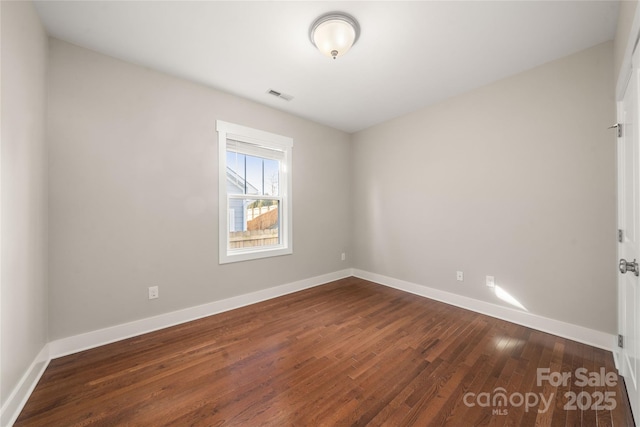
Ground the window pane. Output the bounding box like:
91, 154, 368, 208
263, 158, 279, 196
228, 199, 279, 250
226, 150, 279, 196
245, 155, 262, 195
226, 151, 246, 194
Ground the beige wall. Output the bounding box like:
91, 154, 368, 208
1, 0, 49, 411
351, 42, 616, 334
47, 40, 351, 340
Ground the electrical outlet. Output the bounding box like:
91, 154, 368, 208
486, 276, 495, 288
456, 271, 464, 281
148, 286, 159, 300
341, 252, 346, 261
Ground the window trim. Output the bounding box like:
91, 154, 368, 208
217, 120, 293, 264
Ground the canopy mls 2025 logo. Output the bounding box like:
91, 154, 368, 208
463, 367, 618, 416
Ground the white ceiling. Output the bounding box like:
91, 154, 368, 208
34, 1, 619, 133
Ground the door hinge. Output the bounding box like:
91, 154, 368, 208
618, 229, 624, 243
618, 334, 624, 348
609, 123, 622, 138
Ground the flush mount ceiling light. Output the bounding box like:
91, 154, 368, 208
310, 12, 360, 60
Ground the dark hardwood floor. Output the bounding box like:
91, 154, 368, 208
16, 277, 635, 426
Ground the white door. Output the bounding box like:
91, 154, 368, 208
618, 45, 640, 422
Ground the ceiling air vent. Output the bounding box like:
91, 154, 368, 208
267, 89, 294, 101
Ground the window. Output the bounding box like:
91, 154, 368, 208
217, 121, 293, 264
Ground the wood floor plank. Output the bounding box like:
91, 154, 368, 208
15, 278, 635, 426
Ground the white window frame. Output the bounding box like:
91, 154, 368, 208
217, 120, 293, 264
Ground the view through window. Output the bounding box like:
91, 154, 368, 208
226, 147, 281, 249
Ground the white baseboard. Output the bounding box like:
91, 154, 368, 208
49, 269, 352, 358
353, 269, 617, 353
1, 344, 50, 427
